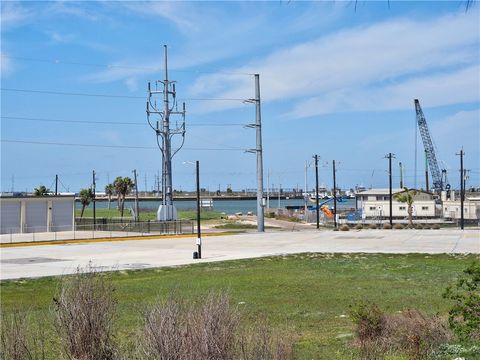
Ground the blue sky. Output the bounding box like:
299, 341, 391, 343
1, 1, 479, 193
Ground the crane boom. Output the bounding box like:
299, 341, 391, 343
414, 99, 443, 191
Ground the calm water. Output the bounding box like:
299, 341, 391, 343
79, 198, 356, 214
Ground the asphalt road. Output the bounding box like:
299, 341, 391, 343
1, 229, 478, 280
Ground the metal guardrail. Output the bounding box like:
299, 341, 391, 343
0, 220, 194, 244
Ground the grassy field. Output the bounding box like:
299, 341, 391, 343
1, 253, 478, 359
76, 208, 224, 221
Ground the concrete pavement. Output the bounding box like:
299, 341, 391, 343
1, 229, 478, 280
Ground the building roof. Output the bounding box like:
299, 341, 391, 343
356, 188, 404, 196
356, 188, 432, 196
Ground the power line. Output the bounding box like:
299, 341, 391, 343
1, 87, 246, 101
1, 115, 245, 127
1, 139, 244, 151
0, 54, 254, 76
1, 87, 144, 99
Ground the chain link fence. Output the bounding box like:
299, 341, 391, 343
0, 220, 194, 244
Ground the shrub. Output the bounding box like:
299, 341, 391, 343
143, 296, 185, 360
382, 223, 392, 230
384, 309, 451, 359
415, 224, 423, 229
53, 266, 118, 360
355, 224, 363, 230
423, 224, 431, 229
432, 224, 440, 230
393, 224, 404, 230
0, 310, 46, 360
350, 303, 452, 360
349, 301, 386, 359
340, 224, 350, 231
369, 223, 378, 230
443, 261, 480, 341
142, 291, 293, 360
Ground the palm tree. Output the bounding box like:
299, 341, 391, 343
394, 187, 418, 227
34, 185, 50, 196
105, 183, 114, 210
79, 188, 94, 218
113, 176, 135, 217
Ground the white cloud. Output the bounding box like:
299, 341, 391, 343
289, 65, 480, 117
0, 2, 31, 30
124, 77, 139, 92
188, 10, 479, 115
0, 52, 15, 77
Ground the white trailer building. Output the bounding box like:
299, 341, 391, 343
356, 189, 438, 219
0, 195, 75, 234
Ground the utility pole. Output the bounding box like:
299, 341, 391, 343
196, 160, 202, 258
55, 174, 58, 195
278, 183, 281, 208
399, 162, 404, 188
456, 149, 464, 230
385, 153, 395, 227
314, 155, 320, 229
332, 160, 337, 229
254, 74, 265, 232
133, 169, 139, 222
267, 169, 270, 209
425, 150, 429, 192
304, 160, 309, 217
146, 45, 186, 221
92, 170, 96, 228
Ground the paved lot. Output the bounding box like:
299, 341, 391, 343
1, 229, 478, 280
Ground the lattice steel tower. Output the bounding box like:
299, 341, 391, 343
414, 99, 443, 192
146, 45, 186, 220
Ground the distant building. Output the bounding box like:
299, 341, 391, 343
0, 195, 75, 234
356, 188, 438, 218
441, 194, 480, 220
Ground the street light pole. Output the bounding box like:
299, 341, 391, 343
196, 160, 202, 258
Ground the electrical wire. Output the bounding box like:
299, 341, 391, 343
2, 116, 249, 127
1, 139, 244, 151
1, 88, 247, 102
0, 54, 254, 76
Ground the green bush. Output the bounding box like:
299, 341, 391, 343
432, 224, 440, 230
369, 223, 378, 229
383, 223, 392, 230
340, 224, 350, 231
355, 224, 363, 230
443, 262, 480, 341
393, 224, 404, 230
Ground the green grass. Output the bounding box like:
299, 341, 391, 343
76, 208, 224, 221
1, 253, 478, 359
214, 222, 278, 229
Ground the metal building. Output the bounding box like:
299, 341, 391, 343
0, 195, 75, 234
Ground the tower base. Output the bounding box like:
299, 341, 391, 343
157, 204, 177, 221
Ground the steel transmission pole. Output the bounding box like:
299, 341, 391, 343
255, 74, 265, 232
146, 45, 186, 221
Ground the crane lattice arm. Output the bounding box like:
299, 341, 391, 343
414, 99, 443, 191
